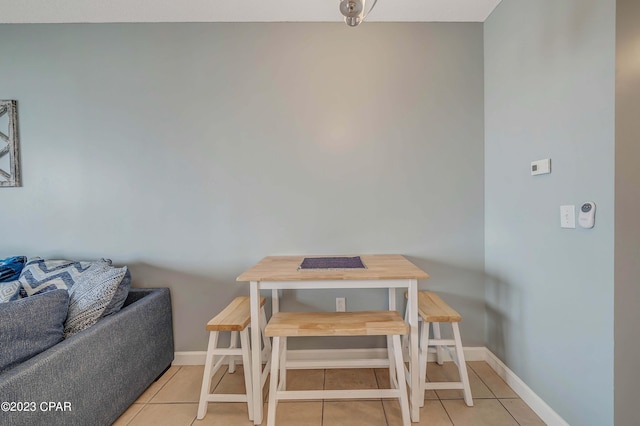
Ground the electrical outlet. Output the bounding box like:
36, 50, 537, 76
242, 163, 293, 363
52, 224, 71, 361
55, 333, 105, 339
336, 297, 346, 312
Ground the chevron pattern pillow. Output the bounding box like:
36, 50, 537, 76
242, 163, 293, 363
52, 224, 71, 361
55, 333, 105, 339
17, 257, 93, 297
17, 257, 132, 336
0, 256, 27, 282
64, 262, 129, 337
0, 281, 21, 303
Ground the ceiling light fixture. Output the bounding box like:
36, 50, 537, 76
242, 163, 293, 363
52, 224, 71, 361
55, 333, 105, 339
339, 0, 378, 27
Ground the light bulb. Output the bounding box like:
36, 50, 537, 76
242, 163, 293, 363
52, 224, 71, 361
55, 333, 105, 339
340, 0, 363, 18
344, 16, 361, 27
339, 0, 377, 27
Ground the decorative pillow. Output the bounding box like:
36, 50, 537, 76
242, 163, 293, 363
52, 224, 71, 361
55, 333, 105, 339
0, 281, 21, 303
64, 262, 129, 337
0, 256, 27, 282
18, 257, 93, 297
0, 289, 69, 373
100, 267, 132, 319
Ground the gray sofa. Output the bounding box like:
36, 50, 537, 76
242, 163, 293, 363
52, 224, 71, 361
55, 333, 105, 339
0, 288, 174, 426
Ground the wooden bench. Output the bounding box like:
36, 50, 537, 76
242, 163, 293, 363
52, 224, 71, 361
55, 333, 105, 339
264, 311, 411, 426
197, 296, 270, 421
412, 291, 473, 407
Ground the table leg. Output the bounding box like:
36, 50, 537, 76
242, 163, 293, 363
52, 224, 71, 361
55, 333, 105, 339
272, 289, 279, 314
250, 281, 263, 425
388, 287, 396, 311
409, 279, 420, 422
388, 288, 398, 389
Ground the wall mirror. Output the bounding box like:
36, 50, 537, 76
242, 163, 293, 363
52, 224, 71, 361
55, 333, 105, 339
0, 100, 21, 187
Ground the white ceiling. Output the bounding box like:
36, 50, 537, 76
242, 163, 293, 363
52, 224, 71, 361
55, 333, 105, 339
0, 0, 502, 24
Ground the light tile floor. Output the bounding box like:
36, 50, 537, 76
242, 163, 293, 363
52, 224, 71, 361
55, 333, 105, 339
113, 361, 545, 426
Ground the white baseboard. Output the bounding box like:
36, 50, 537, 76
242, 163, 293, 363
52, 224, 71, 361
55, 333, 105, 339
483, 349, 569, 426
174, 351, 208, 365
173, 347, 567, 425
173, 347, 488, 366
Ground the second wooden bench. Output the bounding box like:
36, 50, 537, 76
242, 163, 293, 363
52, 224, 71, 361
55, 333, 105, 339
264, 310, 411, 426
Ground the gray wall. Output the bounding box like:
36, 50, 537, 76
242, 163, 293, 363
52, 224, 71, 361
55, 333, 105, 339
615, 0, 640, 424
0, 23, 485, 351
484, 1, 615, 425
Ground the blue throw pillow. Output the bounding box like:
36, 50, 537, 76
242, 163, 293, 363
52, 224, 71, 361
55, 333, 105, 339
0, 256, 27, 282
0, 289, 69, 373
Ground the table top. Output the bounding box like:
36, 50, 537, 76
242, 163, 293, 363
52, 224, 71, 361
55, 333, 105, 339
236, 254, 429, 282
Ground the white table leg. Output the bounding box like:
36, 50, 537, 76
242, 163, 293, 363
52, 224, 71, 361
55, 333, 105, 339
408, 279, 420, 422
272, 289, 279, 314
388, 287, 396, 311
388, 287, 398, 390
250, 281, 263, 425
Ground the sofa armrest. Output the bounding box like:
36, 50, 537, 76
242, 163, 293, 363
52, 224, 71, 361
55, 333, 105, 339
123, 287, 158, 307
0, 288, 174, 426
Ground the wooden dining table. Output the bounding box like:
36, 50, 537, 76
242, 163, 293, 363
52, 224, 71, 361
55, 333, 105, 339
236, 254, 429, 424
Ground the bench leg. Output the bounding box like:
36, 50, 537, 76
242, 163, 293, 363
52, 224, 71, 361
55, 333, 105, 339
240, 329, 254, 420
419, 321, 430, 407
197, 331, 219, 420
260, 306, 272, 361
433, 322, 444, 365
228, 331, 238, 373
267, 336, 281, 426
258, 305, 273, 394
452, 323, 473, 406
387, 335, 398, 389
393, 334, 411, 426
279, 336, 287, 391
402, 299, 409, 360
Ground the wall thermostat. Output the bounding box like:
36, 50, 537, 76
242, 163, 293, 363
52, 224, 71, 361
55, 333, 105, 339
578, 201, 596, 228
531, 158, 551, 176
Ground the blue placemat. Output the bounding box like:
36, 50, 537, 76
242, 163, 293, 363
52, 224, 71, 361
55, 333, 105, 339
298, 256, 366, 270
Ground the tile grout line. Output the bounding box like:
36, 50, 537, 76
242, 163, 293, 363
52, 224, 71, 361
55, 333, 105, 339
210, 365, 230, 394
437, 361, 492, 426
431, 362, 457, 426
372, 368, 392, 426
466, 362, 523, 426
438, 398, 456, 426
123, 366, 184, 426
467, 361, 498, 399
496, 398, 524, 426
468, 361, 522, 400
146, 365, 183, 404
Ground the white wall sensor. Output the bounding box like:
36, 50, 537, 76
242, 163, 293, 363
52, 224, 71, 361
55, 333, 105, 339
578, 201, 596, 228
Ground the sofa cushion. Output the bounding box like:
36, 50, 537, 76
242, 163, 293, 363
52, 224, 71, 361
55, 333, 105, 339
0, 281, 21, 303
18, 257, 93, 297
0, 256, 27, 282
0, 289, 69, 373
64, 262, 129, 337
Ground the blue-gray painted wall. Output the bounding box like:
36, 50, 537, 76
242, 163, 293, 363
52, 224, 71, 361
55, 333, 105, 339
1, 6, 626, 423
484, 1, 615, 425
0, 23, 486, 351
